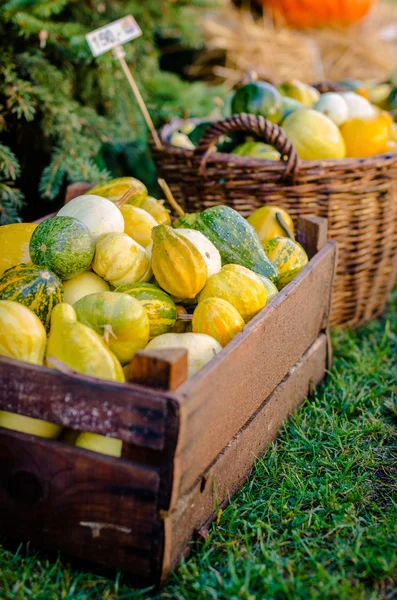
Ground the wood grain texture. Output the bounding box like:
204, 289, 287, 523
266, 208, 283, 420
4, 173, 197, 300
131, 349, 188, 391
0, 431, 163, 583
162, 334, 329, 580
0, 357, 173, 450
296, 215, 329, 259
171, 240, 337, 501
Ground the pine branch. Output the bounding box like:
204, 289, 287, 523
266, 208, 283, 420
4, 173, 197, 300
0, 182, 24, 225
0, 144, 21, 180
39, 150, 67, 200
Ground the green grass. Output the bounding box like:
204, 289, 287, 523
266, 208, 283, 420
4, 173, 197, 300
1, 290, 396, 600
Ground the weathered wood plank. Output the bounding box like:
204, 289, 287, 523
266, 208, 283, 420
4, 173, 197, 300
162, 334, 328, 580
131, 349, 188, 391
0, 357, 172, 450
171, 241, 337, 500
296, 215, 328, 259
0, 431, 163, 583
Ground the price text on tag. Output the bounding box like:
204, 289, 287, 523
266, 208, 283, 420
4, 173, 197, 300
86, 15, 142, 57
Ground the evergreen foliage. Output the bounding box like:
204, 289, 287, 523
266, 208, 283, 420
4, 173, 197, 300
0, 0, 220, 223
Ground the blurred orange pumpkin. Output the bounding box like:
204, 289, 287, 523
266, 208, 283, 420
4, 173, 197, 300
262, 0, 377, 28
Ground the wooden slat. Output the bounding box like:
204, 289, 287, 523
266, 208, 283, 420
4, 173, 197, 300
0, 357, 172, 450
162, 334, 328, 580
0, 431, 163, 584
171, 240, 337, 500
296, 215, 329, 259
131, 349, 188, 391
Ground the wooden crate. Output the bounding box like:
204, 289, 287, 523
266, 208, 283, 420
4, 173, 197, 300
0, 216, 337, 586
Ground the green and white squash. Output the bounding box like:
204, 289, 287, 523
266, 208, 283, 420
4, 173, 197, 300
195, 205, 280, 283
73, 291, 149, 365
29, 216, 95, 280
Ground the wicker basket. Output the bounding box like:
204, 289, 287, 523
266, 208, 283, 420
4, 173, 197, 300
152, 113, 397, 328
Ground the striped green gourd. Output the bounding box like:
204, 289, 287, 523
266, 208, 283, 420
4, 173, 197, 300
0, 263, 63, 330
115, 282, 176, 338
29, 216, 95, 280
195, 205, 280, 283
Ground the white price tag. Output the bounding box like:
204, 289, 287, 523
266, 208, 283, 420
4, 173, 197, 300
86, 15, 142, 57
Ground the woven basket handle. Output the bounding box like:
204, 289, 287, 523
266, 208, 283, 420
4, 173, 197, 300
194, 113, 300, 179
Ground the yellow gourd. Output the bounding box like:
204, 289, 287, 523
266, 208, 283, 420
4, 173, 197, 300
0, 300, 61, 439
75, 432, 122, 458
192, 297, 244, 347
93, 232, 151, 287
198, 264, 267, 322
247, 206, 294, 244
340, 112, 393, 158
256, 275, 279, 303
263, 237, 308, 289
46, 303, 125, 382
151, 225, 208, 299
62, 271, 109, 305
120, 205, 158, 248
0, 300, 46, 364
0, 223, 37, 276
140, 196, 171, 225
282, 109, 346, 160
88, 177, 148, 206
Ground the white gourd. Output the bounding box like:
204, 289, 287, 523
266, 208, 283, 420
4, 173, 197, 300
174, 228, 222, 277
314, 93, 348, 126
58, 194, 124, 241
339, 92, 376, 120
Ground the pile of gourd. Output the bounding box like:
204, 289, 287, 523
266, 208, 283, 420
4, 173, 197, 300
171, 78, 397, 161
0, 177, 308, 457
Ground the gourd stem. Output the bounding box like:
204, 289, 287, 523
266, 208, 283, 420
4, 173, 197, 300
176, 313, 193, 321
115, 186, 138, 208
276, 212, 295, 240
103, 324, 117, 345
158, 178, 185, 217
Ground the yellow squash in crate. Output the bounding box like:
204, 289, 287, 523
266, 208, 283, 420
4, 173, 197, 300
248, 206, 294, 244
198, 264, 267, 323
0, 223, 37, 276
192, 297, 245, 347
151, 225, 208, 299
140, 196, 171, 225
264, 237, 308, 289
120, 205, 158, 248
46, 303, 125, 457
93, 232, 151, 287
88, 177, 148, 206
62, 271, 109, 305
46, 303, 125, 382
0, 300, 61, 439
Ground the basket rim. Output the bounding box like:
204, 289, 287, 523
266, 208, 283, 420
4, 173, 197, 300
157, 117, 397, 170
